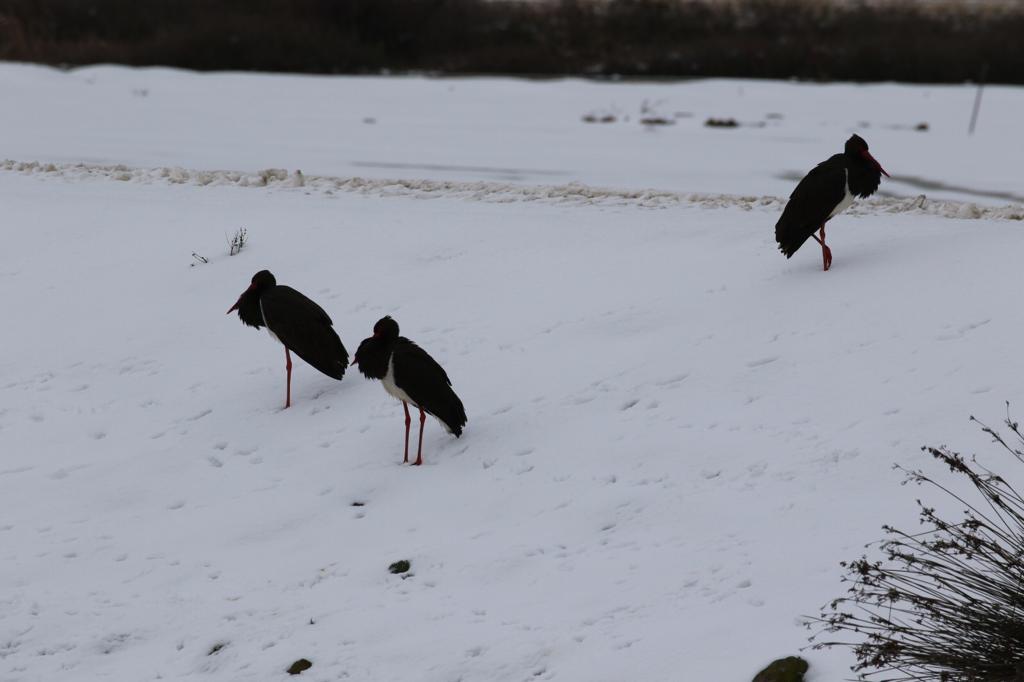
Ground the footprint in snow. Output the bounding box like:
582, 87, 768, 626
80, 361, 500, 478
118, 359, 154, 376
746, 356, 779, 368
36, 642, 78, 657
817, 449, 861, 466
96, 633, 133, 655
655, 373, 688, 388
935, 318, 991, 341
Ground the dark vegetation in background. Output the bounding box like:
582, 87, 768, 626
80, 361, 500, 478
0, 0, 1016, 83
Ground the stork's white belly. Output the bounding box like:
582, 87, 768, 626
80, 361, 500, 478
828, 168, 855, 219
382, 356, 416, 406
259, 300, 282, 344
381, 356, 456, 434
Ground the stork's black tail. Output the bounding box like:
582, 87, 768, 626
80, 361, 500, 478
431, 386, 467, 438
775, 212, 815, 259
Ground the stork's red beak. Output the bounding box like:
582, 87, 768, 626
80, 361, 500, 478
861, 149, 890, 178
227, 283, 254, 314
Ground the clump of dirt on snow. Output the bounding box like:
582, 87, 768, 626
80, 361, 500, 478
388, 559, 411, 575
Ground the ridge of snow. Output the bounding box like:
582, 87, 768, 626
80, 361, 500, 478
3, 158, 1022, 221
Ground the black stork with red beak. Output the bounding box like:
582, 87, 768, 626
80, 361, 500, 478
776, 134, 889, 271
227, 270, 348, 408
352, 316, 466, 466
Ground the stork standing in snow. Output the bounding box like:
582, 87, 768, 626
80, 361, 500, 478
227, 270, 348, 407
775, 134, 889, 271
352, 316, 466, 466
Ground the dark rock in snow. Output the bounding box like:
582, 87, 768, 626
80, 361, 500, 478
287, 658, 313, 675
752, 656, 808, 682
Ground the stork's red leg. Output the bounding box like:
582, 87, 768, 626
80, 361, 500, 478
414, 408, 426, 466
402, 401, 412, 464
819, 225, 832, 271
811, 225, 832, 272
284, 348, 293, 408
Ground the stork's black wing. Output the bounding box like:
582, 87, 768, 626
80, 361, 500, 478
260, 286, 348, 380
775, 156, 846, 258
392, 338, 466, 437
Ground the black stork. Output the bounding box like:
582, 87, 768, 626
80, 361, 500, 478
227, 270, 348, 408
351, 316, 466, 466
775, 134, 889, 271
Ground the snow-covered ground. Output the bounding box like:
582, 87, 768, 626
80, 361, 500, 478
2, 64, 1023, 206
1, 64, 1023, 681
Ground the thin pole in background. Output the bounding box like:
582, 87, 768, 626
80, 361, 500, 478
969, 63, 989, 135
